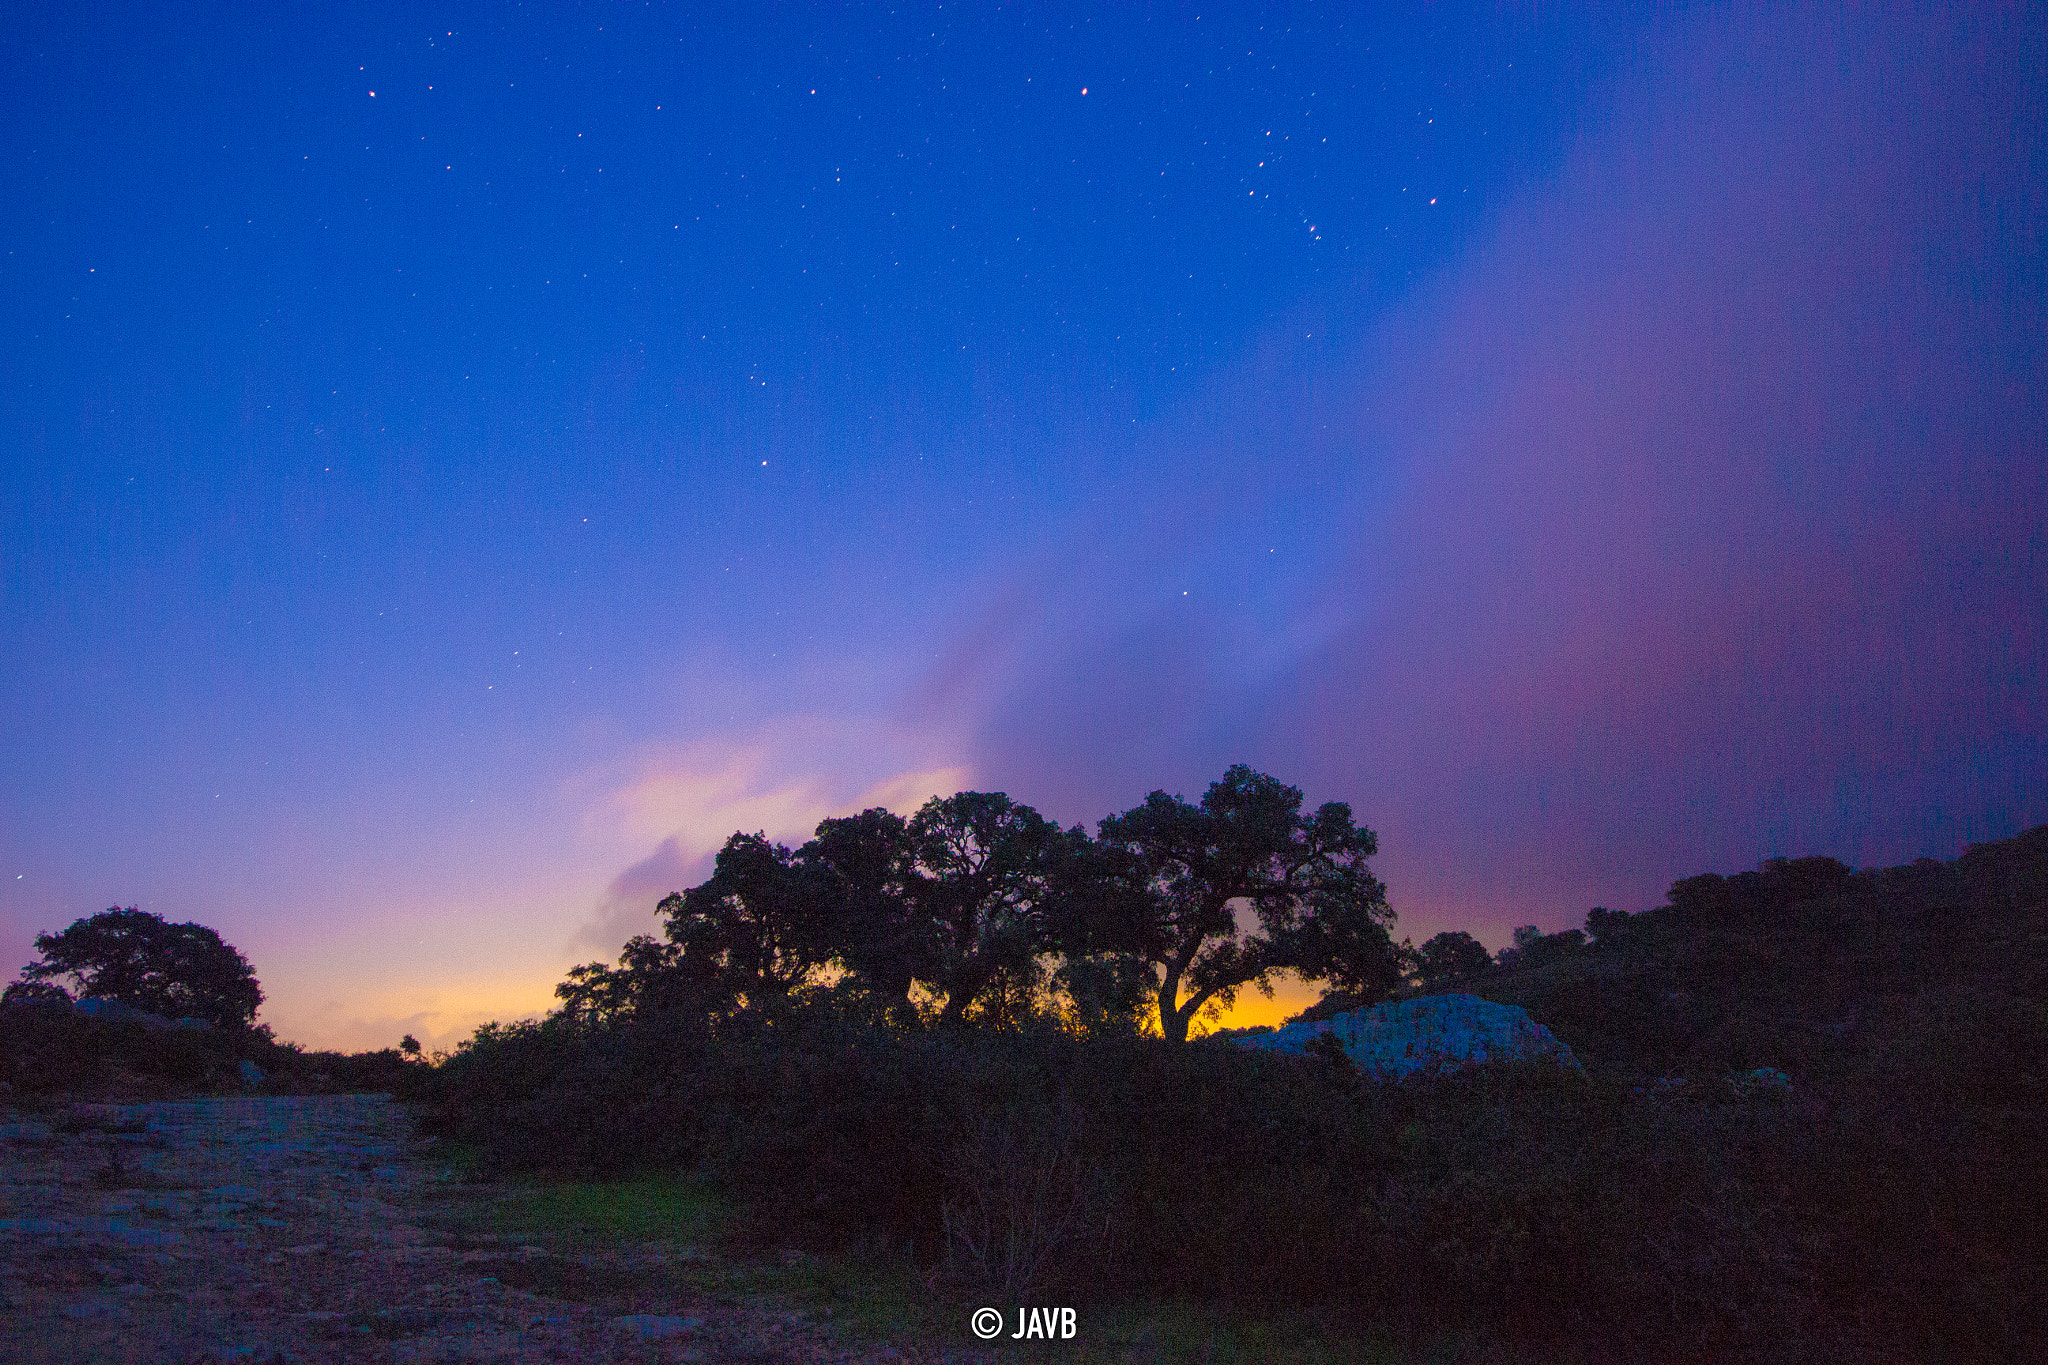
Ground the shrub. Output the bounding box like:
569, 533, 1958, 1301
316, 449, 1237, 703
0, 1003, 266, 1095
414, 1009, 714, 1174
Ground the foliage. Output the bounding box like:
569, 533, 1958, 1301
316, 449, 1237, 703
0, 1000, 425, 1098
554, 931, 705, 1027
662, 831, 841, 1009
1092, 765, 1399, 1042
1412, 930, 1494, 987
804, 806, 928, 1020
906, 791, 1072, 1027
421, 1012, 1863, 1357
0, 979, 74, 1008
15, 906, 263, 1030
1492, 924, 1585, 971
547, 766, 1397, 1044
417, 1009, 713, 1174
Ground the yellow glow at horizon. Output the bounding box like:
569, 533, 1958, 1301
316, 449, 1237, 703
1199, 984, 1321, 1034
263, 973, 567, 1055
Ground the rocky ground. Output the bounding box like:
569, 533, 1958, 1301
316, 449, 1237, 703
0, 1095, 964, 1365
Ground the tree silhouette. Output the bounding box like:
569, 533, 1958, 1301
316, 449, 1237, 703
17, 907, 262, 1030
1414, 930, 1494, 987
556, 932, 694, 1026
658, 832, 839, 1012
803, 807, 932, 1024
0, 979, 74, 1008
1092, 765, 1398, 1043
1584, 905, 1634, 947
904, 792, 1068, 1029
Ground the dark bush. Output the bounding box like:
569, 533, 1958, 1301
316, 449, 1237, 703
0, 1000, 442, 1100
0, 1003, 260, 1095
422, 993, 2048, 1360
413, 1009, 713, 1174
302, 1047, 427, 1095
690, 1019, 1392, 1303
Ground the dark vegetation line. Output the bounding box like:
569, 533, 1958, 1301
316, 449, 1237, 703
5, 770, 2045, 1363
550, 766, 1400, 1044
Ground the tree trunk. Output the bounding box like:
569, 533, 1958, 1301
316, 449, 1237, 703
1156, 975, 1191, 1043
937, 951, 995, 1028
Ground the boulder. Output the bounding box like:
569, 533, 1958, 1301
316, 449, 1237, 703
1231, 992, 1582, 1080
73, 998, 171, 1028
68, 998, 214, 1030
1728, 1066, 1792, 1098
612, 1315, 702, 1340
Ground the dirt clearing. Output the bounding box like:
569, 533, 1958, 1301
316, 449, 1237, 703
0, 1095, 955, 1365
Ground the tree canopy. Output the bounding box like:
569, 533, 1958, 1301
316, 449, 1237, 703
1414, 930, 1495, 987
663, 832, 840, 1009
803, 806, 928, 1021
903, 791, 1072, 1028
558, 764, 1400, 1043
1092, 765, 1399, 1043
14, 907, 263, 1030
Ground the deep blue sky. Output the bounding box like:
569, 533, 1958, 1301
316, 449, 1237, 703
5, 3, 2043, 1048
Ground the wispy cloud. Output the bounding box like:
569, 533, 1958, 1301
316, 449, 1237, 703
569, 718, 969, 957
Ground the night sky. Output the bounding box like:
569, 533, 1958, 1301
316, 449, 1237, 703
5, 4, 2043, 1051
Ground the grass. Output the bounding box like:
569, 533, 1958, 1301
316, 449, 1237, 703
409, 1148, 1431, 1364
437, 1169, 729, 1249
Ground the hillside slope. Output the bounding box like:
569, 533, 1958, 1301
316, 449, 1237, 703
1422, 824, 2047, 1090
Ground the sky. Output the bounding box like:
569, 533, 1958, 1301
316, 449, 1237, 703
4, 3, 2043, 1052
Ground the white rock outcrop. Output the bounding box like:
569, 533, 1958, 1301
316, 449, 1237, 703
71, 998, 213, 1030
1231, 992, 1582, 1080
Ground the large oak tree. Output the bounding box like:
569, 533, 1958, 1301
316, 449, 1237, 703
1092, 765, 1399, 1043
15, 907, 263, 1030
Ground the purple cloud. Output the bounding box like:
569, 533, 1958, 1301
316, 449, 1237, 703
938, 6, 2047, 948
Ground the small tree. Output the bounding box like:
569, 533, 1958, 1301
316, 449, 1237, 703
16, 906, 263, 1030
1496, 925, 1585, 970
1584, 905, 1634, 947
0, 979, 74, 1008
1414, 930, 1495, 987
556, 933, 698, 1027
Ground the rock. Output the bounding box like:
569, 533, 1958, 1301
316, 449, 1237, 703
1730, 1066, 1792, 1098
612, 1314, 703, 1339
1231, 992, 1582, 1080
0, 1217, 67, 1235
65, 997, 214, 1030
73, 998, 177, 1029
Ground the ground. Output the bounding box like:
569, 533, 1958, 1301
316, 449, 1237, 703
0, 1094, 980, 1365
